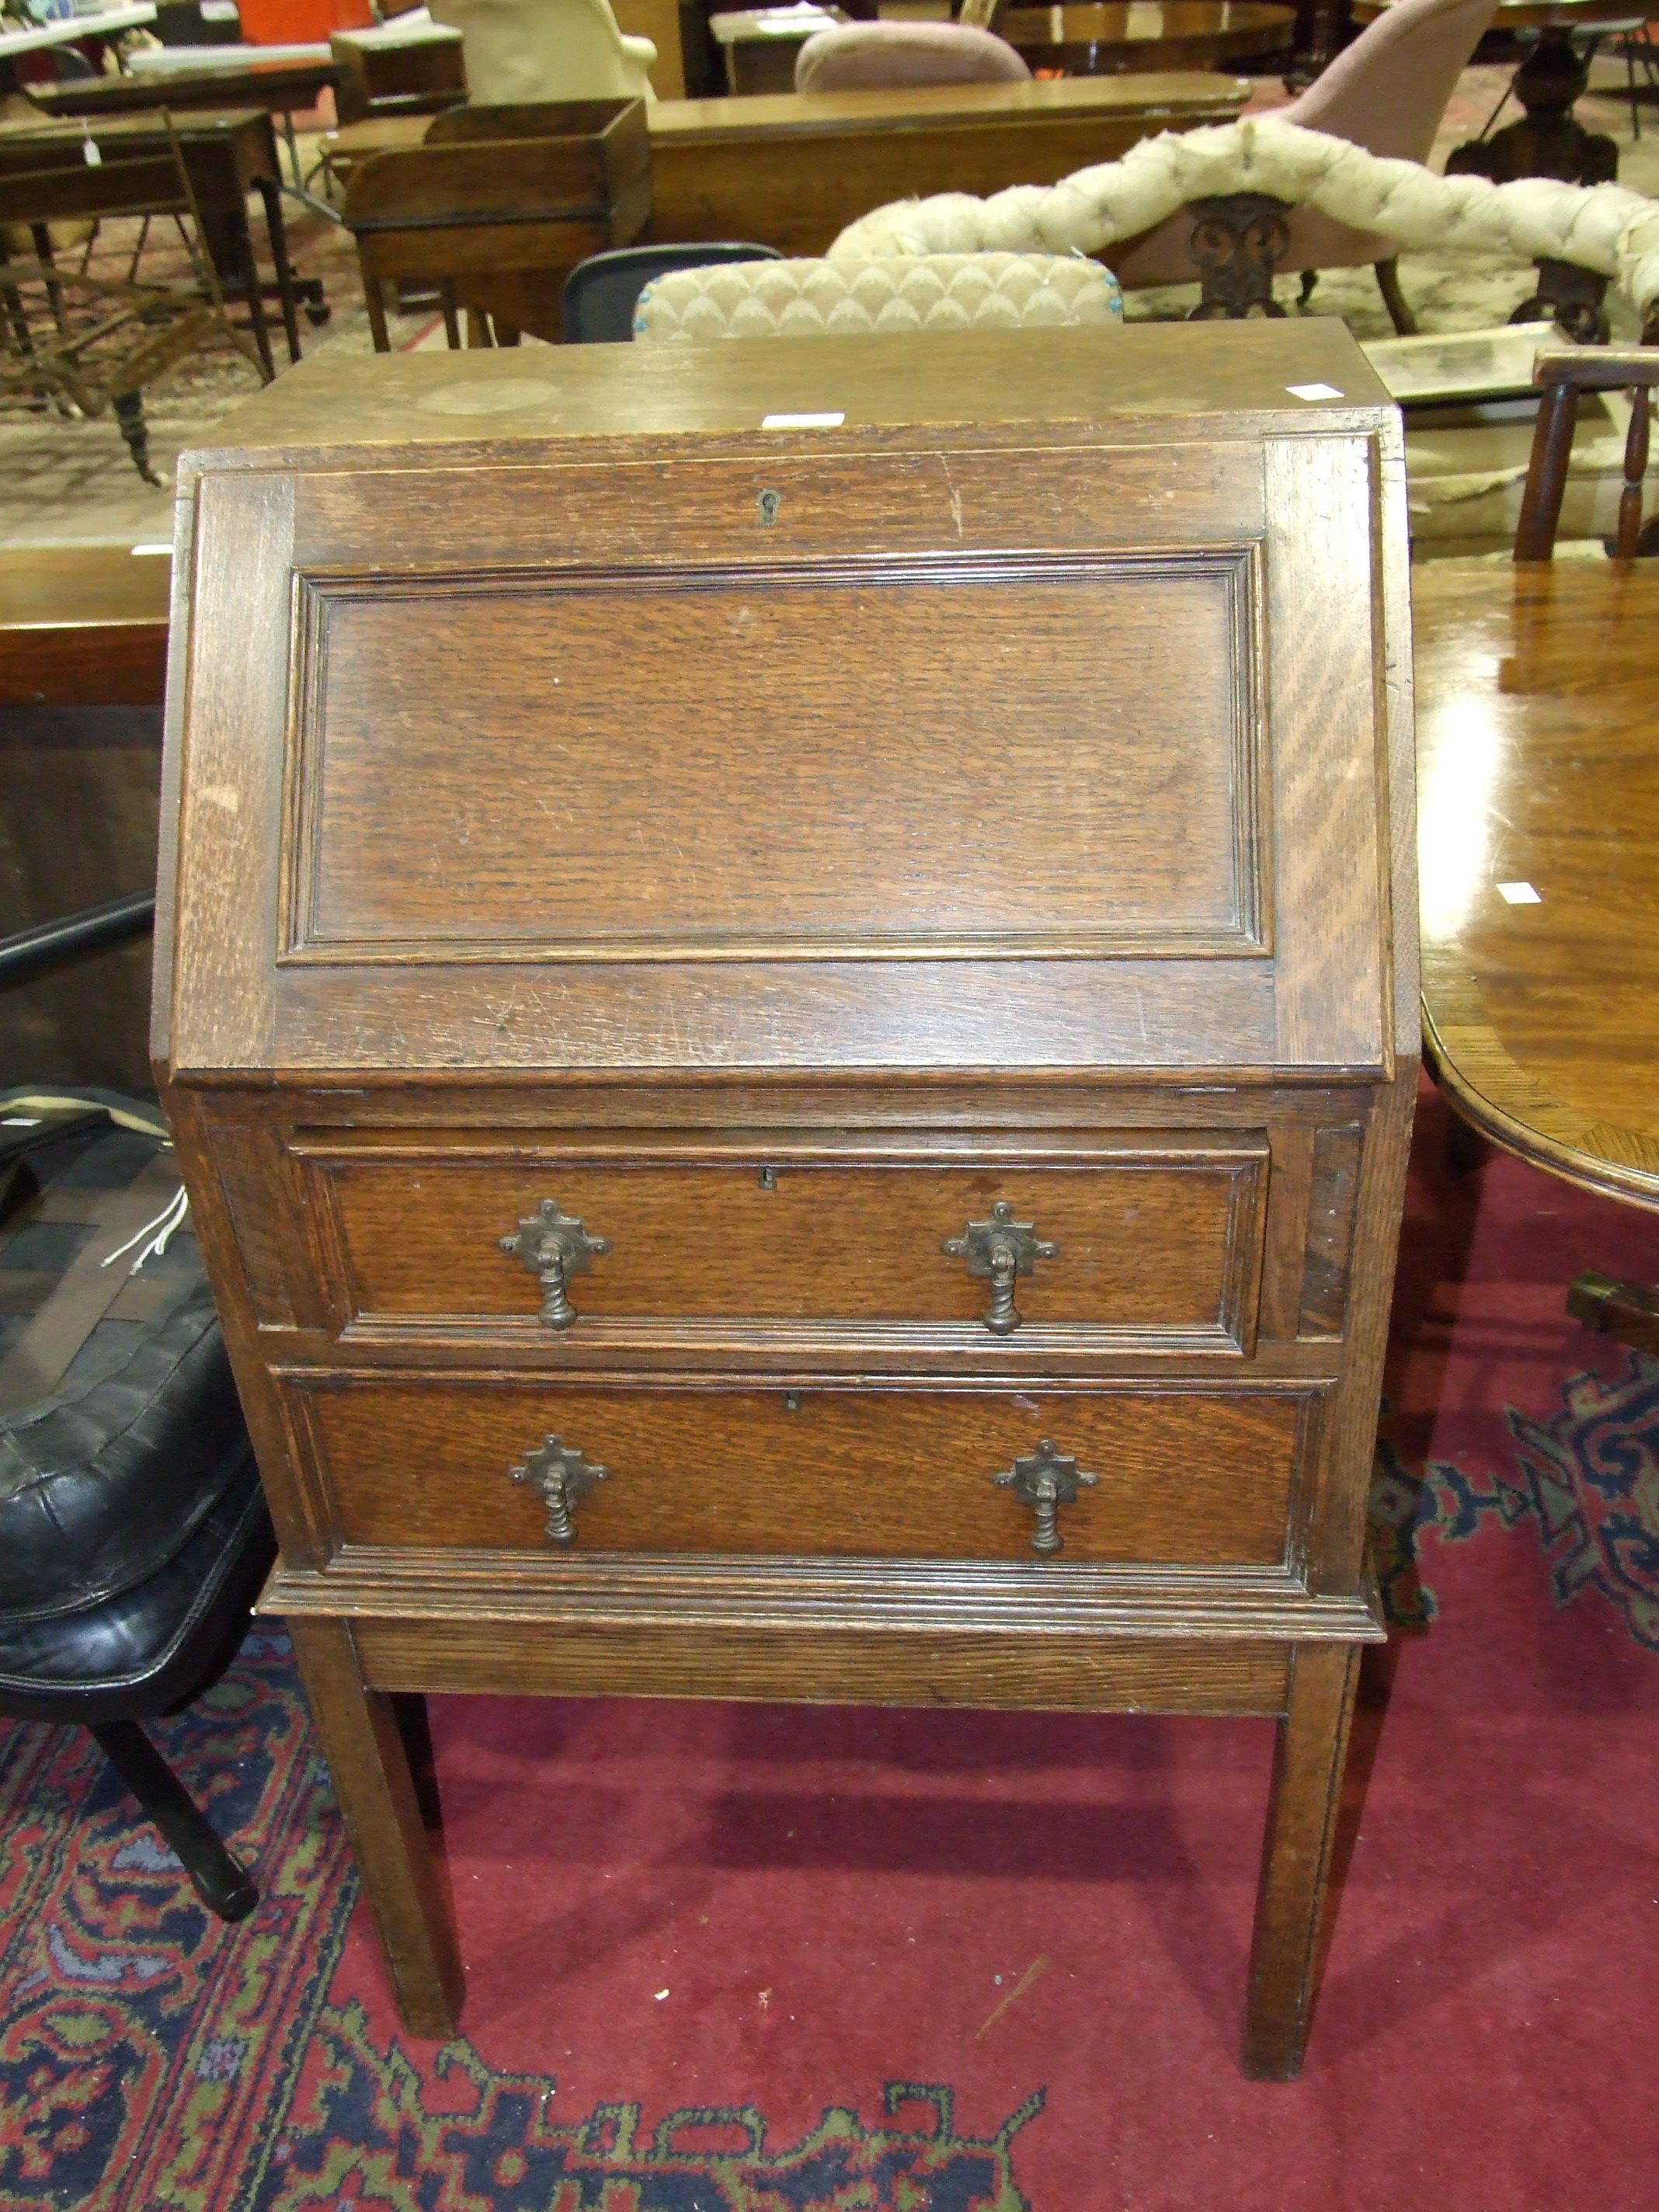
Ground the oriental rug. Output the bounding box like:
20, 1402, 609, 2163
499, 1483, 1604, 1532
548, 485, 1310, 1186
2, 1083, 1655, 2211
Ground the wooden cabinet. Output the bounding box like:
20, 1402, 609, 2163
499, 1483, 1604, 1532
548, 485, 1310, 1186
157, 319, 1417, 2078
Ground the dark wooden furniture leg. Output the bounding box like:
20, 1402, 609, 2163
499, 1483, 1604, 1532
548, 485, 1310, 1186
1447, 27, 1620, 188
365, 275, 391, 353
1373, 256, 1416, 336
287, 1616, 464, 2037
1567, 1272, 1659, 1355
255, 174, 303, 364
92, 1718, 260, 1922
1242, 1640, 1360, 2080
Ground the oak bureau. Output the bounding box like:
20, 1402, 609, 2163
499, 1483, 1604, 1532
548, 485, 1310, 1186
155, 320, 1418, 2078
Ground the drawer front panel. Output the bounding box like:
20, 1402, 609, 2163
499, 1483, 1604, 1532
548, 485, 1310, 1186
290, 1379, 1313, 1566
297, 1137, 1266, 1351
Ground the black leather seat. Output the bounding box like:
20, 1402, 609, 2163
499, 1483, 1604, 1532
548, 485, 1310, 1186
0, 900, 273, 1920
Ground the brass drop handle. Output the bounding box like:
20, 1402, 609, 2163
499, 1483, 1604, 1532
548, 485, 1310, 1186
943, 1201, 1058, 1337
497, 1198, 610, 1330
993, 1437, 1097, 1556
512, 1433, 607, 1543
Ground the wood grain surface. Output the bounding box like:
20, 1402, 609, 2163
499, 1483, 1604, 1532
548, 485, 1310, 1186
299, 1137, 1266, 1345
349, 1613, 1296, 1713
161, 323, 1417, 2067
1004, 0, 1294, 71
290, 1374, 1312, 1563
289, 550, 1264, 962
1414, 558, 1658, 1209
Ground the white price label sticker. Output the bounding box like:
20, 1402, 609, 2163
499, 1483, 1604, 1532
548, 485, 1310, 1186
1285, 382, 1344, 402
1496, 881, 1542, 903
760, 411, 845, 430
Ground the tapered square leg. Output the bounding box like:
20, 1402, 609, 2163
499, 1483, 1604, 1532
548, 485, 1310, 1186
1242, 1640, 1361, 2080
287, 1617, 464, 2038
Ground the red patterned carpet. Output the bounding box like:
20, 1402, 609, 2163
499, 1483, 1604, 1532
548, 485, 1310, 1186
2, 1083, 1655, 2210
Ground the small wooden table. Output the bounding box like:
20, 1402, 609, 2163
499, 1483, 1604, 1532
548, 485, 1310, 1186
0, 108, 308, 371
1412, 558, 1659, 1210
1355, 0, 1659, 186
30, 54, 344, 218
1003, 1, 1295, 73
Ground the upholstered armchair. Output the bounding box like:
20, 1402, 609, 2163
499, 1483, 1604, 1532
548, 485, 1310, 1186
426, 0, 656, 106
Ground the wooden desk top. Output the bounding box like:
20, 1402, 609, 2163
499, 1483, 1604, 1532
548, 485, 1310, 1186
0, 106, 276, 169
0, 545, 170, 708
1003, 1, 1294, 68
329, 71, 1249, 165
649, 70, 1249, 140
30, 58, 340, 122
1413, 558, 1659, 1211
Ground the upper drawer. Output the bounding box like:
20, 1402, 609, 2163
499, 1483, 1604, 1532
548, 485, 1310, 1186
162, 407, 1410, 1080
294, 1130, 1268, 1355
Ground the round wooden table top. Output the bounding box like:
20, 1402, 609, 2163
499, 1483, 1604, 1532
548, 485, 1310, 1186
1003, 2, 1295, 73
1351, 0, 1659, 27
1412, 558, 1659, 1212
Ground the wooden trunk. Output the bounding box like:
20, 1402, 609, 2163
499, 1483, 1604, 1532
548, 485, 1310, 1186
157, 321, 1418, 2078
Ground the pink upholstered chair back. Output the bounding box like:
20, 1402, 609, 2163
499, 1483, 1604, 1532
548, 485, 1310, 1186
1110, 0, 1497, 289
1282, 0, 1498, 163
795, 20, 1031, 93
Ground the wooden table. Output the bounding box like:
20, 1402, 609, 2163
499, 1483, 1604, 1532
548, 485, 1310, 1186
329, 74, 1249, 263
0, 108, 307, 371
0, 544, 169, 711
648, 73, 1250, 255
1412, 558, 1659, 1210
30, 54, 344, 217
1356, 0, 1659, 186
30, 54, 339, 123
1003, 1, 1295, 73
709, 6, 844, 95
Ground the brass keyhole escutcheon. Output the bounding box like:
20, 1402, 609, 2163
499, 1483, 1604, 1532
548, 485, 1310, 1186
993, 1438, 1097, 1556
497, 1198, 610, 1330
943, 1201, 1059, 1336
512, 1433, 607, 1544
757, 487, 782, 525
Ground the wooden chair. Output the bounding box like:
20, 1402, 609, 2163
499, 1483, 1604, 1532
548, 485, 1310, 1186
1515, 346, 1657, 562
0, 140, 266, 482
343, 98, 650, 346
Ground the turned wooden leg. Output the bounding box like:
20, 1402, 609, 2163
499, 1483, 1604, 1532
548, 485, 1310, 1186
1242, 1640, 1360, 2080
287, 1617, 464, 2037
1373, 258, 1417, 337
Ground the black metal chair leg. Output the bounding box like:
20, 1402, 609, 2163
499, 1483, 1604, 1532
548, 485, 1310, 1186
89, 1718, 259, 1922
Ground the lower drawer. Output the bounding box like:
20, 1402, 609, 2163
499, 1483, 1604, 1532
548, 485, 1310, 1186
284, 1376, 1318, 1567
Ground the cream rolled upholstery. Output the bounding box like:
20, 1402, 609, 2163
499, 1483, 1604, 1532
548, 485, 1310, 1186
826, 119, 1659, 322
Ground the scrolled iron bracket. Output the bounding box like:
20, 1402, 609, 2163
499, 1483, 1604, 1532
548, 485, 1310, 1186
511, 1433, 607, 1544
993, 1436, 1098, 1556
943, 1200, 1058, 1336
497, 1197, 610, 1330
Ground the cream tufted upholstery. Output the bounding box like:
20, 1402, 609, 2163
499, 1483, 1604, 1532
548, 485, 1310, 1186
632, 252, 1123, 340
826, 119, 1659, 321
